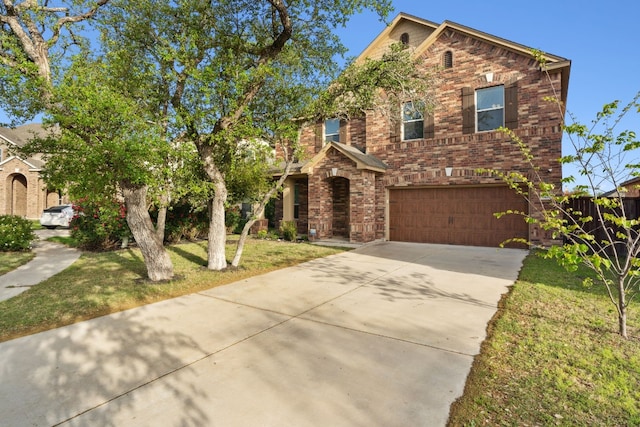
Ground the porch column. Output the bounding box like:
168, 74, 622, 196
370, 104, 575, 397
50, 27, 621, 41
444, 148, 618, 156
282, 178, 295, 221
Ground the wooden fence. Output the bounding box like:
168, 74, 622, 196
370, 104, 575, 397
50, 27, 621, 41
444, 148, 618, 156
564, 196, 640, 255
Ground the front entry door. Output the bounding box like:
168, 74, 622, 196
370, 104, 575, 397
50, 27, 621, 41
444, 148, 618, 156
331, 177, 350, 238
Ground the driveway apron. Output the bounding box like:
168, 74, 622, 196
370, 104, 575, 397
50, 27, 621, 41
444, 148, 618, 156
0, 242, 526, 427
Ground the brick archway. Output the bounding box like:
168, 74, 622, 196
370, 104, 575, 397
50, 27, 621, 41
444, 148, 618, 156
7, 173, 28, 216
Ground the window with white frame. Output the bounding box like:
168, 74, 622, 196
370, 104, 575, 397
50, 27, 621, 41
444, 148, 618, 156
476, 86, 504, 131
402, 101, 424, 140
324, 118, 340, 143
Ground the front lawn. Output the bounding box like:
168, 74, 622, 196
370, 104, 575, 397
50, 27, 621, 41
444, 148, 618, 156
448, 252, 640, 426
0, 252, 35, 275
0, 238, 346, 342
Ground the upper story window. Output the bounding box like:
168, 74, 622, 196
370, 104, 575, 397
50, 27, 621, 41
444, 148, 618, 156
324, 118, 340, 143
476, 86, 504, 132
400, 32, 410, 46
402, 101, 424, 141
443, 51, 453, 69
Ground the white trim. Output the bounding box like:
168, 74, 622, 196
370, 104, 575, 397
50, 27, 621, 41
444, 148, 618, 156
401, 101, 424, 141
0, 155, 41, 170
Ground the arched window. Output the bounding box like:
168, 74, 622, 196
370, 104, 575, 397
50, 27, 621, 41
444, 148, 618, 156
400, 32, 410, 46
444, 51, 453, 69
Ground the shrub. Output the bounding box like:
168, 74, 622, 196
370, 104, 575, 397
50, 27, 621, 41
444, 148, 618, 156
162, 204, 208, 243
225, 206, 242, 234
256, 229, 268, 239
280, 220, 297, 242
71, 199, 131, 251
0, 215, 35, 251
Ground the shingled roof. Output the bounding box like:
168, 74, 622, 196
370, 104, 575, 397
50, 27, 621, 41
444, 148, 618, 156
0, 123, 52, 169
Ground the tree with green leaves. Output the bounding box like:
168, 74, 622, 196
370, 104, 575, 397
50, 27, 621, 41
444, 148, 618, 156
96, 0, 410, 271
25, 56, 178, 280
0, 0, 110, 123
4, 1, 189, 281
487, 52, 640, 338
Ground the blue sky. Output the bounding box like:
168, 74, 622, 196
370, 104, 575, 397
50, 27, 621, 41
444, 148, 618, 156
337, 0, 640, 190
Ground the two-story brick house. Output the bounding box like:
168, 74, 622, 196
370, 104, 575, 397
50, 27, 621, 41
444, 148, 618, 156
275, 13, 570, 248
0, 124, 65, 218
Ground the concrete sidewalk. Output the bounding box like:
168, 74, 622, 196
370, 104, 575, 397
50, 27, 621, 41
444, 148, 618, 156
0, 229, 81, 301
0, 242, 526, 426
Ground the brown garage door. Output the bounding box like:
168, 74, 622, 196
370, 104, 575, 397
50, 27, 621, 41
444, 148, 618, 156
389, 186, 528, 247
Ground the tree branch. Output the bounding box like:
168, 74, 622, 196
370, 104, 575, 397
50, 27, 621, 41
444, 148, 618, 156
49, 0, 110, 47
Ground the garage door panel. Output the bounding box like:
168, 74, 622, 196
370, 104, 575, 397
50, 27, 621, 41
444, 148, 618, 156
389, 186, 528, 248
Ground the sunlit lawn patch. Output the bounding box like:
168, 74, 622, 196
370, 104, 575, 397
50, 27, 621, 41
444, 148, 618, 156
448, 252, 640, 426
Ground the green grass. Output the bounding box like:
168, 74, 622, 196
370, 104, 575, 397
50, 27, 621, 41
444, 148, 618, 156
448, 252, 640, 426
47, 235, 78, 246
0, 252, 36, 275
0, 238, 346, 342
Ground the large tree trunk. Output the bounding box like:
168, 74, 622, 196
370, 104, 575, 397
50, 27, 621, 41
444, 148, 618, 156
207, 186, 228, 270
121, 182, 174, 281
200, 149, 228, 270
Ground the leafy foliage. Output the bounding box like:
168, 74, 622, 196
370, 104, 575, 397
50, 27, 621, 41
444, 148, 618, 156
280, 220, 298, 242
0, 215, 35, 251
159, 204, 208, 243
0, 0, 109, 125
22, 56, 171, 202
70, 199, 131, 251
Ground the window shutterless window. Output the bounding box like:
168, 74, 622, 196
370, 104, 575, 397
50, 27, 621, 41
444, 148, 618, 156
476, 86, 504, 132
402, 101, 425, 140
324, 118, 340, 142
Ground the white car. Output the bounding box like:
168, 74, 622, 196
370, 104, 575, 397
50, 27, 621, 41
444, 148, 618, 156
40, 205, 74, 229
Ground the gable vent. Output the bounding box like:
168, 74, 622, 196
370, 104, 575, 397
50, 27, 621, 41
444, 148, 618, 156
444, 51, 453, 69
400, 32, 410, 45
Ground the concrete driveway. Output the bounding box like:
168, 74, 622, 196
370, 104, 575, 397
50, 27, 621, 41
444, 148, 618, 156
0, 241, 526, 427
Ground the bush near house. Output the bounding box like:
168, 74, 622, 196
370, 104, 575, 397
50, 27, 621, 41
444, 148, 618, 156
0, 215, 35, 251
71, 199, 131, 251
280, 220, 297, 241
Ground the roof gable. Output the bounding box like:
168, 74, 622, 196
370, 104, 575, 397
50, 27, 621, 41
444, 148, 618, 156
301, 141, 387, 174
0, 155, 43, 170
356, 13, 569, 65
356, 13, 438, 62
0, 123, 52, 168
353, 12, 571, 103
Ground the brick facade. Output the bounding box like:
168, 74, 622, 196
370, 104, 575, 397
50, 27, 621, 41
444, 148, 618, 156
0, 124, 68, 219
276, 14, 570, 247
0, 157, 52, 219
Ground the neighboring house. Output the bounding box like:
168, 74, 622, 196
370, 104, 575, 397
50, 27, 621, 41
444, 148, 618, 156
0, 123, 66, 219
274, 13, 571, 248
602, 177, 640, 198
